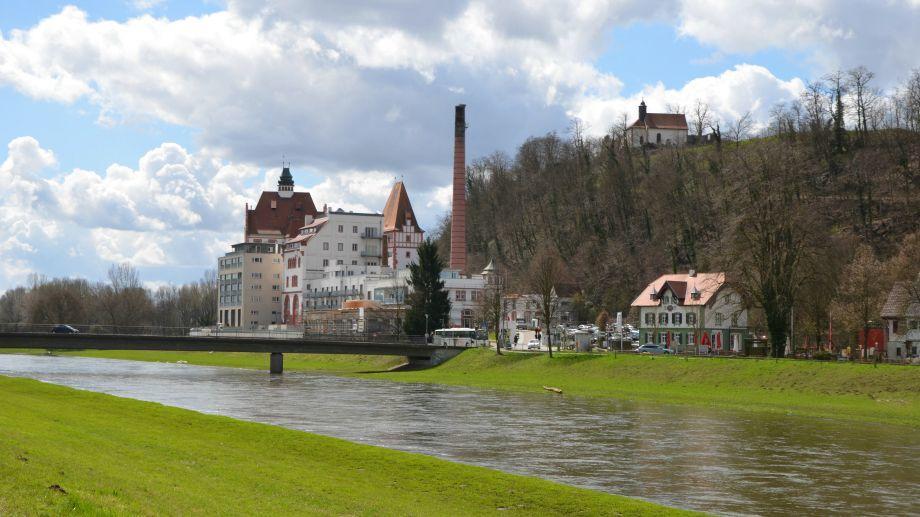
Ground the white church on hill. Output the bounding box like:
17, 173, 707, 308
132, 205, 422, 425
626, 101, 689, 148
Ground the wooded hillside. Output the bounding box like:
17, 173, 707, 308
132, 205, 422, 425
435, 68, 920, 348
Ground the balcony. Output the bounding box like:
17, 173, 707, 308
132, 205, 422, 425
360, 231, 382, 239
360, 250, 381, 257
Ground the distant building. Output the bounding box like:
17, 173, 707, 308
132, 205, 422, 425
217, 242, 283, 328
630, 271, 748, 353
881, 280, 920, 359
503, 293, 574, 330
218, 166, 313, 328
243, 166, 318, 243
626, 101, 688, 148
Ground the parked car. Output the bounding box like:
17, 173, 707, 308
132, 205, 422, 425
527, 339, 542, 350
634, 344, 671, 355
51, 324, 79, 334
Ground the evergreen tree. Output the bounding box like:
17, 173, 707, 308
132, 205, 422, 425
404, 239, 451, 335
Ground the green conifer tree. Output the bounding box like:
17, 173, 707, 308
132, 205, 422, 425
403, 240, 451, 335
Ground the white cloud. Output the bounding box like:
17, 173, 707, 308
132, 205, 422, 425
0, 137, 252, 289
1, 1, 917, 288
571, 64, 806, 135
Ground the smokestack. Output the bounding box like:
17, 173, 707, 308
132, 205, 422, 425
450, 104, 467, 272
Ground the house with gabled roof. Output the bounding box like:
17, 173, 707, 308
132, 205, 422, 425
630, 271, 749, 353
626, 101, 689, 148
881, 280, 920, 359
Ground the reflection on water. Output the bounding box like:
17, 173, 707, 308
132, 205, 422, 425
0, 355, 916, 516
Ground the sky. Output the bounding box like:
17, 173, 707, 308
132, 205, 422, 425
1, 0, 919, 290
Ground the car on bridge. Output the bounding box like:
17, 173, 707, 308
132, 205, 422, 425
51, 324, 79, 334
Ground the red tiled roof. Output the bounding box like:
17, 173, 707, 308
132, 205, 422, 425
245, 192, 318, 239
631, 272, 725, 307
383, 181, 422, 233
629, 113, 689, 130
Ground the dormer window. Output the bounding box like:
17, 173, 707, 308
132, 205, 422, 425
270, 200, 277, 209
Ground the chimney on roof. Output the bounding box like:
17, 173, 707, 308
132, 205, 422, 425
639, 100, 647, 123
450, 104, 467, 273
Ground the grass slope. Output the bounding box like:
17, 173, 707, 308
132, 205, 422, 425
0, 375, 686, 516
368, 350, 920, 426
7, 348, 919, 426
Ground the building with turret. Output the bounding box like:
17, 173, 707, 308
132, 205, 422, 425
625, 101, 688, 148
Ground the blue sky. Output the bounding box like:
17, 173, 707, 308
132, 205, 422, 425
0, 1, 916, 290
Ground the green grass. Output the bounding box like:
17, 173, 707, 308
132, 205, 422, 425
366, 349, 920, 427
7, 347, 920, 427
0, 375, 688, 516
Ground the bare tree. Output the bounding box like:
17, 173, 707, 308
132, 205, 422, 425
690, 99, 712, 139
727, 111, 754, 147
530, 249, 563, 357
728, 147, 823, 357
831, 245, 886, 360
478, 265, 506, 355
847, 66, 878, 142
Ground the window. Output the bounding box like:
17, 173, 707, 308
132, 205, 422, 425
291, 276, 298, 287
338, 225, 343, 233
336, 259, 343, 265
672, 313, 683, 325
353, 225, 358, 233
322, 259, 329, 267
405, 251, 410, 258
715, 312, 724, 326
323, 242, 329, 251
352, 243, 358, 251
658, 313, 668, 325
252, 257, 262, 263
645, 313, 654, 325
251, 272, 262, 279
688, 331, 695, 344
656, 132, 661, 143
687, 313, 696, 325
272, 285, 280, 291
337, 243, 343, 251
273, 273, 280, 279
351, 260, 357, 265
731, 313, 739, 327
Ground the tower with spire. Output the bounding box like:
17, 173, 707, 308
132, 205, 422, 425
278, 163, 295, 198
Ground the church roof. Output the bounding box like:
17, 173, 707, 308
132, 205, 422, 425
382, 181, 422, 233
629, 113, 689, 130
245, 191, 318, 239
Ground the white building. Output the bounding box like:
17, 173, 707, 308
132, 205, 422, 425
631, 271, 749, 353
281, 207, 386, 323
626, 101, 689, 148
217, 166, 317, 328
881, 280, 920, 359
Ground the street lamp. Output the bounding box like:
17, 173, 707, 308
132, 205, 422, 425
425, 313, 429, 343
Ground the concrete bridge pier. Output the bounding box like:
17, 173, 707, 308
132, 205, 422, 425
270, 352, 283, 374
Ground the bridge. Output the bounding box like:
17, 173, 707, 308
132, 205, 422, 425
0, 325, 466, 373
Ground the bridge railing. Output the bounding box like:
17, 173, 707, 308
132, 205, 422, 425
0, 323, 429, 344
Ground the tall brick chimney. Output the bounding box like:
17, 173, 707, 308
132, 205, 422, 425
450, 104, 467, 272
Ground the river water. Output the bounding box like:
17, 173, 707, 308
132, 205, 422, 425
0, 355, 916, 516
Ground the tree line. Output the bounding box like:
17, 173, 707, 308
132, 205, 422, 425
432, 66, 920, 357
0, 264, 217, 329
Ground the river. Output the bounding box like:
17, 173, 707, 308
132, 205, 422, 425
0, 355, 916, 516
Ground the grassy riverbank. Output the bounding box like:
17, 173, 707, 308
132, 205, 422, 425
369, 350, 920, 427
6, 348, 919, 426
0, 375, 686, 515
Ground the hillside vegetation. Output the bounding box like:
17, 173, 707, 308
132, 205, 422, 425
433, 70, 920, 352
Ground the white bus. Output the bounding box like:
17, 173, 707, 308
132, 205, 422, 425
432, 328, 485, 348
